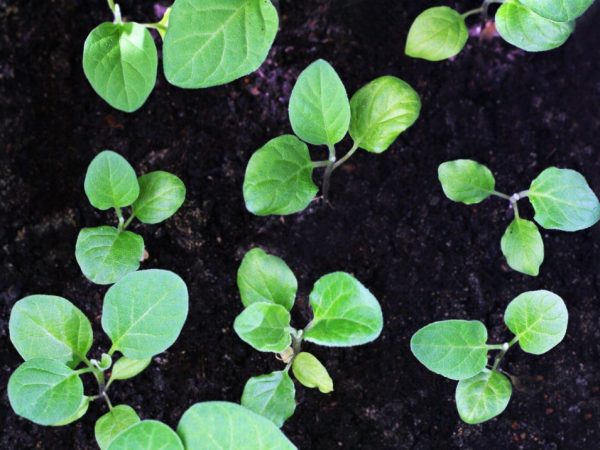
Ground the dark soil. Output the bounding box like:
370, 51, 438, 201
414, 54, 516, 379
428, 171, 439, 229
2, 0, 600, 448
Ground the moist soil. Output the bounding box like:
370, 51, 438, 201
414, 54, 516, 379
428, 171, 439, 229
1, 1, 600, 449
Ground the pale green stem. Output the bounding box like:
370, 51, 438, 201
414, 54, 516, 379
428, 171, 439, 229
321, 145, 337, 200
115, 208, 125, 230
492, 191, 511, 200
332, 141, 359, 170
491, 342, 510, 372
107, 0, 116, 11
142, 22, 167, 35
517, 190, 529, 198
462, 7, 483, 19
122, 213, 135, 230
284, 330, 304, 372
312, 160, 330, 168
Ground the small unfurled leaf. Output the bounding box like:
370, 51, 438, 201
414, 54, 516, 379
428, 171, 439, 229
349, 76, 421, 153
303, 272, 383, 347
233, 303, 291, 353
132, 171, 186, 224
504, 290, 568, 355
9, 295, 92, 368
84, 151, 140, 210
410, 320, 489, 380
243, 135, 318, 216
500, 218, 544, 276
529, 167, 600, 231
292, 352, 333, 394
103, 270, 189, 359
95, 405, 141, 450
110, 357, 152, 381
456, 369, 512, 424
107, 420, 183, 450
237, 248, 297, 311
519, 0, 593, 23
288, 60, 350, 146
50, 396, 91, 426
241, 371, 296, 427
405, 7, 468, 61
438, 159, 495, 204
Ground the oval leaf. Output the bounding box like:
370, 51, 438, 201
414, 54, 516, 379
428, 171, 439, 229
233, 303, 291, 353
108, 420, 183, 450
241, 370, 296, 427
438, 159, 495, 204
456, 369, 512, 424
132, 171, 186, 224
110, 357, 152, 381
292, 352, 333, 394
84, 151, 140, 210
95, 404, 141, 450
500, 218, 544, 276
519, 0, 593, 22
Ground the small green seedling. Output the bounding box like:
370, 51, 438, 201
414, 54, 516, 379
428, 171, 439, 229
438, 160, 600, 276
411, 290, 568, 424
234, 248, 384, 426
76, 150, 186, 285
243, 59, 421, 216
405, 0, 594, 61
83, 0, 279, 112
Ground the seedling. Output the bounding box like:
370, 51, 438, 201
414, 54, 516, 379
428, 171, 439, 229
438, 159, 600, 276
243, 59, 421, 216
405, 0, 594, 61
234, 248, 384, 426
411, 290, 568, 424
76, 150, 186, 284
83, 0, 279, 112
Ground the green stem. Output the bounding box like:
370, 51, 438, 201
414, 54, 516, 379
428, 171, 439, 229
332, 141, 359, 170
462, 7, 483, 18
492, 191, 511, 200
321, 145, 337, 201
142, 22, 168, 36
115, 208, 125, 230
486, 343, 505, 350
491, 342, 510, 372
122, 213, 135, 230
517, 190, 529, 198
312, 160, 330, 168
107, 0, 116, 11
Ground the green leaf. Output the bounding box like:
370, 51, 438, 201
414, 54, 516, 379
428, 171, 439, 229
504, 290, 568, 355
156, 7, 171, 40
163, 0, 279, 88
500, 218, 544, 276
177, 401, 297, 449
303, 272, 383, 347
233, 303, 291, 352
237, 248, 297, 311
241, 370, 296, 427
9, 295, 92, 368
456, 369, 512, 424
410, 320, 489, 380
50, 396, 91, 426
405, 7, 468, 61
103, 269, 189, 359
84, 151, 140, 210
107, 420, 183, 450
496, 0, 574, 52
438, 159, 495, 204
132, 171, 186, 224
83, 22, 158, 113
519, 0, 594, 22
8, 359, 84, 426
243, 135, 318, 216
291, 352, 334, 394
529, 167, 600, 231
95, 405, 141, 450
76, 226, 145, 285
288, 60, 350, 146
110, 357, 152, 381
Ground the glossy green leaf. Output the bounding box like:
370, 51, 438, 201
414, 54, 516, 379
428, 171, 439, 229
410, 320, 489, 380
84, 151, 140, 210
9, 295, 92, 368
500, 218, 544, 276
456, 369, 512, 424
241, 370, 296, 427
304, 272, 383, 347
288, 60, 350, 146
292, 352, 334, 394
50, 396, 91, 426
234, 303, 291, 352
438, 159, 495, 204
529, 167, 600, 231
405, 7, 468, 61
76, 226, 144, 285
132, 171, 186, 224
504, 290, 568, 355
243, 135, 318, 216
520, 0, 593, 22
110, 357, 152, 381
163, 0, 278, 88
177, 401, 297, 449
108, 420, 183, 450
8, 359, 84, 426
95, 405, 141, 450
103, 269, 189, 359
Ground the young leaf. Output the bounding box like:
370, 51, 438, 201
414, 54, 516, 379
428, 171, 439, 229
456, 369, 512, 424
519, 0, 593, 23
438, 159, 495, 204
9, 295, 92, 368
95, 405, 141, 450
83, 22, 158, 113
495, 1, 574, 52
110, 357, 152, 381
50, 396, 91, 426
349, 76, 421, 153
132, 171, 186, 224
177, 401, 297, 449
504, 290, 568, 355
288, 60, 350, 146
84, 151, 140, 210
291, 352, 334, 394
233, 303, 292, 353
237, 248, 297, 311
529, 167, 600, 231
163, 0, 278, 89
410, 320, 489, 380
405, 7, 468, 62
8, 359, 85, 426
303, 272, 383, 347
102, 269, 189, 359
76, 226, 145, 285
107, 420, 183, 450
243, 135, 318, 216
241, 370, 296, 427
500, 218, 544, 276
